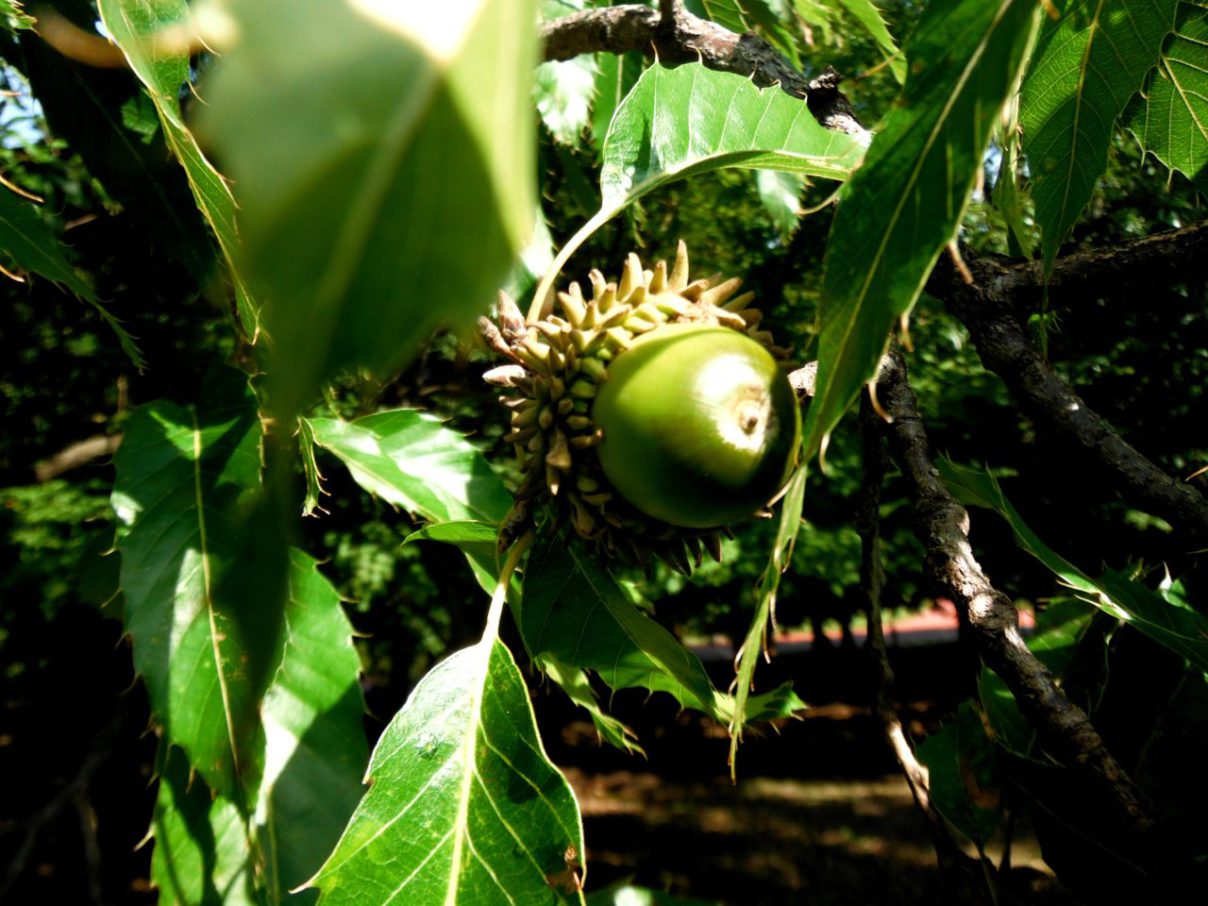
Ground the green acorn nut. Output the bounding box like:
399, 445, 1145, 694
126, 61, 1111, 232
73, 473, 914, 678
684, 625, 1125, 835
483, 241, 801, 572
594, 324, 800, 529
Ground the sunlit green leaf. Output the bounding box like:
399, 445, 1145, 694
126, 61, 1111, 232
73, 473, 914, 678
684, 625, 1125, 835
405, 520, 500, 548
834, 0, 906, 83
940, 460, 1208, 674
537, 55, 597, 145
256, 550, 368, 896
1021, 0, 1178, 268
306, 409, 511, 596
151, 747, 261, 906
150, 551, 368, 904
0, 0, 33, 32
994, 98, 1039, 259
306, 411, 511, 526
199, 0, 537, 418
805, 0, 1041, 460
1127, 2, 1208, 192
312, 638, 586, 905
97, 0, 260, 339
112, 367, 286, 799
590, 51, 643, 152
536, 62, 864, 314
0, 186, 144, 367
754, 169, 804, 238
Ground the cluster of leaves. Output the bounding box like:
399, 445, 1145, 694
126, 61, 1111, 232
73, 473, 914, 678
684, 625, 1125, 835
2, 0, 1207, 903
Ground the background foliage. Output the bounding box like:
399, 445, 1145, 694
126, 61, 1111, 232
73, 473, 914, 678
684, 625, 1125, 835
2, 0, 1207, 904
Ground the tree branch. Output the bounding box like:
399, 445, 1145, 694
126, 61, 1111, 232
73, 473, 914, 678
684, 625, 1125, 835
948, 220, 1208, 310
876, 346, 1158, 842
928, 236, 1208, 552
856, 394, 966, 870
540, 4, 868, 139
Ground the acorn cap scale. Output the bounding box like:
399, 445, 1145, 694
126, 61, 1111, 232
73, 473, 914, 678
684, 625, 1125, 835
485, 242, 800, 572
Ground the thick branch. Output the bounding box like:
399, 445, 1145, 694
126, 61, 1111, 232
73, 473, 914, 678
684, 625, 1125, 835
877, 347, 1157, 840
929, 239, 1208, 552
949, 220, 1208, 310
540, 4, 868, 139
34, 434, 122, 482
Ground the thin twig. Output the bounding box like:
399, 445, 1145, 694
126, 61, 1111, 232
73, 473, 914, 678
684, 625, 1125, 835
856, 393, 965, 870
540, 4, 869, 140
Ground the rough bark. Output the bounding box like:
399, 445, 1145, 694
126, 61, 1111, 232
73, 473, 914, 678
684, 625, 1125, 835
541, 4, 868, 139
877, 347, 1157, 841
929, 237, 1208, 552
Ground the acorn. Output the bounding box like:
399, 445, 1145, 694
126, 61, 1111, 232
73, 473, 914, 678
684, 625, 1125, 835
483, 242, 801, 572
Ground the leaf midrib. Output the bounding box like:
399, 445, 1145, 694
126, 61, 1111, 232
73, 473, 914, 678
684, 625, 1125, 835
813, 0, 1018, 447
190, 408, 243, 784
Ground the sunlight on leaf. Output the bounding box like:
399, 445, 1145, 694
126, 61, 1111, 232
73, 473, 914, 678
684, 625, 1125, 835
313, 541, 586, 906
805, 0, 1042, 460
1126, 2, 1208, 192
112, 367, 286, 800
1021, 0, 1178, 268
534, 62, 864, 318
198, 0, 537, 417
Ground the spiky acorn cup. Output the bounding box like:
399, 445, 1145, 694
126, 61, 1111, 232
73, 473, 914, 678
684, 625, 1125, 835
481, 242, 800, 574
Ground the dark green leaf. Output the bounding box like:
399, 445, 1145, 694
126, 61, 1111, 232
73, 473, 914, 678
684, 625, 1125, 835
198, 0, 537, 418
312, 639, 585, 905
1127, 2, 1208, 192
805, 0, 1041, 460
522, 531, 721, 717
150, 551, 367, 904
0, 186, 144, 367
536, 654, 644, 756
535, 62, 864, 313
111, 367, 287, 799
939, 460, 1208, 674
1022, 0, 1178, 268
916, 702, 1003, 847
688, 0, 802, 68
97, 0, 261, 338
